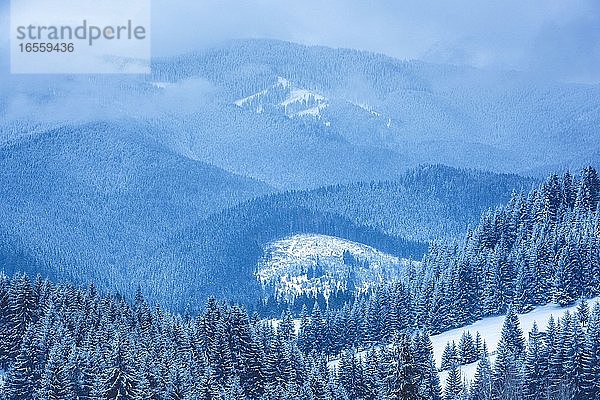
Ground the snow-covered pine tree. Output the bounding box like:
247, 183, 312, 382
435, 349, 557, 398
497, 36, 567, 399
545, 315, 564, 399
576, 298, 590, 327
554, 240, 582, 306
444, 362, 463, 400
575, 166, 600, 213
4, 328, 38, 400
561, 313, 586, 399
7, 274, 37, 362
0, 273, 10, 370
413, 332, 442, 400
470, 344, 492, 400
102, 332, 140, 400
474, 332, 484, 359
441, 341, 458, 371
386, 335, 418, 400
522, 322, 547, 400
458, 331, 478, 365
492, 306, 524, 400
581, 304, 600, 399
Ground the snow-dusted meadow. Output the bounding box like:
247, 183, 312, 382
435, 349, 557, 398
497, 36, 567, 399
256, 234, 413, 301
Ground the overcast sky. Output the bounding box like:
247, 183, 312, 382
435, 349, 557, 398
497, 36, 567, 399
2, 0, 600, 83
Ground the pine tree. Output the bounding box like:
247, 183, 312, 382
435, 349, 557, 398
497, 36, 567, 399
412, 332, 442, 400
7, 274, 37, 361
522, 323, 546, 400
4, 334, 38, 400
297, 305, 310, 353
581, 304, 600, 399
308, 364, 330, 400
555, 241, 582, 306
481, 261, 502, 316
545, 315, 563, 399
338, 349, 362, 400
492, 307, 524, 400
0, 273, 11, 369
562, 171, 577, 209
470, 344, 492, 400
454, 261, 480, 325
576, 298, 590, 327
102, 333, 139, 400
238, 324, 264, 398
387, 335, 418, 400
278, 308, 295, 343
37, 340, 76, 400
474, 332, 484, 358
458, 331, 478, 365
444, 362, 463, 400
197, 367, 222, 400
542, 174, 562, 223
562, 314, 586, 400
575, 166, 600, 213
501, 306, 525, 359
441, 341, 458, 371
362, 349, 381, 400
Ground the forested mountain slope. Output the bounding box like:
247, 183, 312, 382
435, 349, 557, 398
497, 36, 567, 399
0, 161, 529, 311
0, 121, 272, 287
2, 271, 600, 400
246, 165, 535, 241
152, 39, 600, 180
273, 167, 600, 363
3, 40, 600, 189
148, 166, 532, 309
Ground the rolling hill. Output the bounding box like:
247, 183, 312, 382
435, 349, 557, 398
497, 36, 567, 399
0, 121, 272, 286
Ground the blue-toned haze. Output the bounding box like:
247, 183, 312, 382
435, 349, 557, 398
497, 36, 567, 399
1, 3, 600, 399
1, 0, 600, 82
148, 0, 600, 83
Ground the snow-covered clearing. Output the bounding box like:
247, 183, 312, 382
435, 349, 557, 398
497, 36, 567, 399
434, 297, 600, 385
234, 76, 329, 119
256, 234, 413, 301
328, 297, 600, 387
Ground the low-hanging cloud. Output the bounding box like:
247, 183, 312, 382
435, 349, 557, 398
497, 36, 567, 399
1, 0, 599, 83
150, 0, 600, 84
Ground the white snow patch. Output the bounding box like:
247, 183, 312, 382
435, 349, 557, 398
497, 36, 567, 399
277, 76, 292, 88
328, 297, 600, 389
234, 77, 330, 122
150, 81, 171, 89
354, 102, 382, 117
430, 297, 600, 369
256, 234, 414, 302
234, 88, 269, 107
280, 89, 325, 108
294, 104, 328, 117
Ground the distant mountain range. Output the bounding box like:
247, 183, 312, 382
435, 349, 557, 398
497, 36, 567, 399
3, 39, 600, 189
1, 39, 597, 309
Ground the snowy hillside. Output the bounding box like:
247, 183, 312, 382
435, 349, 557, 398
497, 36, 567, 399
235, 76, 329, 120
328, 297, 600, 387
434, 297, 600, 386
256, 234, 414, 302
233, 76, 396, 133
